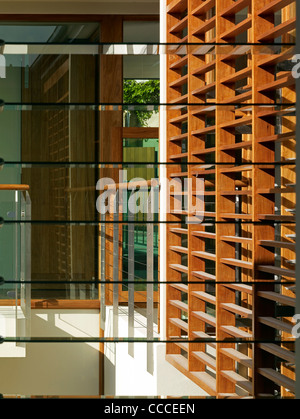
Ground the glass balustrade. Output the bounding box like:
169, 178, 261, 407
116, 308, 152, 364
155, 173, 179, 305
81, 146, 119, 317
0, 16, 296, 400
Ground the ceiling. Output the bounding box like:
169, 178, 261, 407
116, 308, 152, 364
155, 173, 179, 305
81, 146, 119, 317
0, 0, 160, 15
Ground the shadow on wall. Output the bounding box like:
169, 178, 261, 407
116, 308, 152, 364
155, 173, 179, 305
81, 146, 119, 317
0, 309, 100, 397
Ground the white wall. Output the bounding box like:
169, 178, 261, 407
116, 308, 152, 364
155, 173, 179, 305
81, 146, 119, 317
0, 307, 26, 358
0, 305, 208, 398
104, 307, 208, 397
0, 309, 100, 396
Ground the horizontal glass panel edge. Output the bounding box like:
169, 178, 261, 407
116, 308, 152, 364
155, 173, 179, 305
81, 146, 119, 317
0, 337, 296, 343
0, 220, 296, 225
0, 103, 296, 109
0, 395, 290, 399
0, 39, 296, 55
1, 161, 296, 166
3, 42, 296, 45
1, 280, 295, 285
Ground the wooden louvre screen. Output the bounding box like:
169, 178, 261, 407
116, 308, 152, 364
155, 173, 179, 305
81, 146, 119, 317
165, 0, 296, 398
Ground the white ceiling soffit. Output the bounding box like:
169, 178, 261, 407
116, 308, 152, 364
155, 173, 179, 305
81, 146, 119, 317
0, 0, 160, 15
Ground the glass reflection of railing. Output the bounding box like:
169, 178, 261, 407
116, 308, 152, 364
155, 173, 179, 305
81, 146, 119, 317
0, 184, 31, 344
1, 42, 296, 55
100, 179, 159, 374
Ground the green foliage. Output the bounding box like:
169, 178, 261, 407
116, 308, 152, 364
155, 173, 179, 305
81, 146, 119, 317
123, 79, 160, 127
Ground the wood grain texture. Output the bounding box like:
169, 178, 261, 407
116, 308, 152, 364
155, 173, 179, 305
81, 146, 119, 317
165, 0, 296, 398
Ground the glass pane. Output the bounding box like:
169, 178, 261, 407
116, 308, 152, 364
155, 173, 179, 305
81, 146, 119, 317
0, 55, 97, 104
0, 22, 100, 43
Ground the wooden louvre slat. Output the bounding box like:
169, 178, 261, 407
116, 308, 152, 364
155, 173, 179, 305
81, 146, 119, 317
257, 18, 296, 42
192, 291, 216, 305
192, 16, 216, 36
258, 368, 295, 393
257, 291, 296, 307
192, 351, 216, 369
220, 303, 252, 319
220, 0, 251, 16
169, 16, 189, 35
258, 343, 295, 364
220, 17, 252, 40
167, 0, 188, 14
221, 371, 253, 394
257, 0, 294, 15
220, 348, 252, 369
191, 0, 215, 16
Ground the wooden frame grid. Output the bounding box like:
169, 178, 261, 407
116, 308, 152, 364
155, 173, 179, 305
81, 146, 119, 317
165, 0, 296, 398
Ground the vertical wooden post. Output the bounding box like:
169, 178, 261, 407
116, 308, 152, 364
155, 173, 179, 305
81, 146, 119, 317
99, 16, 124, 396
215, 0, 238, 397
188, 0, 206, 378
280, 1, 296, 399
166, 0, 189, 358
251, 0, 276, 398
